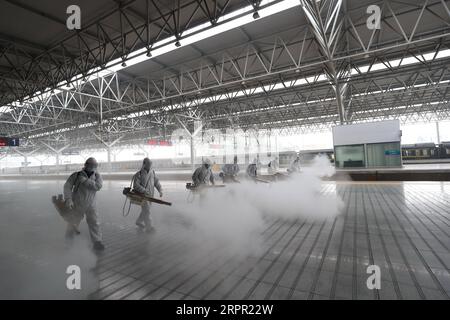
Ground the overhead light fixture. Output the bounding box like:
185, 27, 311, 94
146, 50, 152, 57
253, 11, 260, 19
175, 40, 181, 47
121, 61, 127, 67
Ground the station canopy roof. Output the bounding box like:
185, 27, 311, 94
0, 0, 449, 152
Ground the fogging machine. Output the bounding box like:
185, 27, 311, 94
122, 174, 171, 216
122, 187, 172, 206
185, 182, 226, 190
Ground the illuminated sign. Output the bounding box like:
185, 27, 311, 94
62, 151, 80, 155
0, 137, 19, 147
147, 139, 172, 146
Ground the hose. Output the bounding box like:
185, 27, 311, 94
122, 174, 136, 216
186, 190, 195, 203
122, 195, 132, 217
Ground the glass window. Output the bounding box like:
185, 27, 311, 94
335, 145, 365, 168
366, 142, 401, 167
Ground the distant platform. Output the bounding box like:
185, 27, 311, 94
1, 163, 450, 181
335, 163, 450, 181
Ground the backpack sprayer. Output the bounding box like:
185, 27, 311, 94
52, 194, 81, 234
52, 171, 84, 234
122, 174, 171, 216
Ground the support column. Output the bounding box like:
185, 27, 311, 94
0, 152, 8, 173
137, 144, 149, 157
41, 142, 71, 174
300, 0, 349, 124
190, 136, 195, 171
333, 76, 348, 124
245, 133, 249, 166
13, 148, 40, 171
93, 134, 123, 173
107, 146, 111, 171
436, 121, 441, 144
175, 115, 203, 172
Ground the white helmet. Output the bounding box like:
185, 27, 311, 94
203, 158, 212, 166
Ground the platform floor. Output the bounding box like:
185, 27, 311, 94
0, 180, 449, 299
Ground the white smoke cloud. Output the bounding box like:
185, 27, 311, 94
248, 155, 344, 220
167, 155, 344, 256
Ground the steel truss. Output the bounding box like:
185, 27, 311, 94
1, 0, 450, 155
0, 0, 254, 107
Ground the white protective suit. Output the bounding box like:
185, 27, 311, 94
246, 163, 258, 178
268, 158, 279, 175
222, 163, 240, 176
63, 170, 103, 242
192, 165, 215, 186
133, 165, 162, 228
289, 157, 301, 173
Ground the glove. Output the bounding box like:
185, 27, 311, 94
65, 199, 74, 210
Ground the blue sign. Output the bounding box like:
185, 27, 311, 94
385, 149, 400, 156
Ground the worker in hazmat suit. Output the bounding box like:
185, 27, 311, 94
63, 157, 105, 251
220, 155, 240, 183
246, 158, 258, 179
267, 156, 279, 175
133, 158, 163, 233
287, 154, 301, 173
192, 158, 215, 187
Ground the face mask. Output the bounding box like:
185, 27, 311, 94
85, 166, 96, 174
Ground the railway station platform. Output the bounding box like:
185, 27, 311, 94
0, 179, 448, 300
